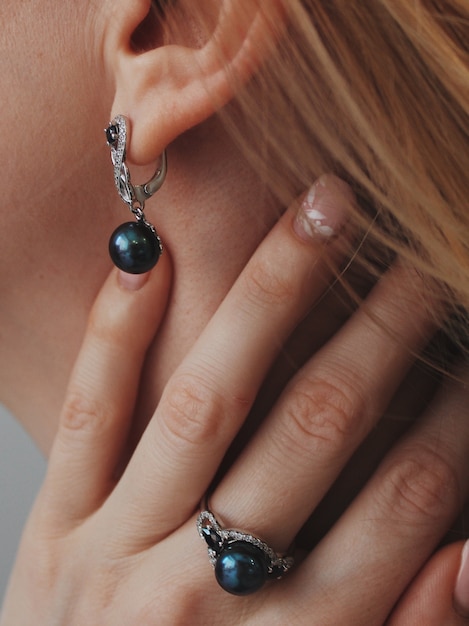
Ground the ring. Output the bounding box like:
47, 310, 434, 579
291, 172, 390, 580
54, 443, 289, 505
197, 506, 294, 596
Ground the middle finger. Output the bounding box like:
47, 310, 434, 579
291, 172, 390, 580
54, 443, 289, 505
212, 263, 439, 551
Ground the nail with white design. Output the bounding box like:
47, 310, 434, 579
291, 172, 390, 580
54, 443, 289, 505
294, 175, 355, 242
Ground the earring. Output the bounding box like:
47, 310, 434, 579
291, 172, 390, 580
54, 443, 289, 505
105, 115, 167, 274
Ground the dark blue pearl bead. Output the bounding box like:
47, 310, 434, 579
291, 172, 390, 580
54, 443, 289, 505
214, 541, 268, 596
109, 221, 161, 274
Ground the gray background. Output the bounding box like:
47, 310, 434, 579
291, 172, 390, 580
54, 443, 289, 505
0, 404, 46, 603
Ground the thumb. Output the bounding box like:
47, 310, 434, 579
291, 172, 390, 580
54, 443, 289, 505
387, 542, 469, 626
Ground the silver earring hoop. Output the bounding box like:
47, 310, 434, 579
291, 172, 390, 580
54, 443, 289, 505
105, 115, 167, 274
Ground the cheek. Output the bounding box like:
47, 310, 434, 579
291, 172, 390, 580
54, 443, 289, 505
0, 4, 115, 282
0, 7, 64, 138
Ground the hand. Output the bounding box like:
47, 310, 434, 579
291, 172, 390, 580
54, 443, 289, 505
1, 176, 467, 625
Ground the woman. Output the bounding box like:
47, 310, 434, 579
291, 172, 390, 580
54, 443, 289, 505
1, 0, 468, 623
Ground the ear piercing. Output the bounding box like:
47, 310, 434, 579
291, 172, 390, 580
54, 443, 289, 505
105, 115, 167, 274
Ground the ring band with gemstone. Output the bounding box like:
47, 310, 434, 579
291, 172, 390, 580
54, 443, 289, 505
197, 507, 294, 596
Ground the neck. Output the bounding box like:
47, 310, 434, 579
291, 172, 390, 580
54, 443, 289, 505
0, 117, 279, 454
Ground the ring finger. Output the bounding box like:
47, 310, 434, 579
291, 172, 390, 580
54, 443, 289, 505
104, 175, 356, 547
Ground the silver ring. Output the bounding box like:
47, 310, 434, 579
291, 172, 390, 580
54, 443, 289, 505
197, 506, 294, 596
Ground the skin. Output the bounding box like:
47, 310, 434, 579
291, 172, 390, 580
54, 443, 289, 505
0, 0, 468, 623
0, 0, 274, 449
0, 0, 116, 445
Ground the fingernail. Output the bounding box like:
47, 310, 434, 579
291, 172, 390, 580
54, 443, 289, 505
294, 174, 354, 242
117, 270, 150, 291
454, 541, 469, 617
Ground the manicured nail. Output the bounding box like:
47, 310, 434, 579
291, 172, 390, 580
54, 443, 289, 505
294, 174, 354, 242
117, 270, 150, 291
455, 541, 469, 617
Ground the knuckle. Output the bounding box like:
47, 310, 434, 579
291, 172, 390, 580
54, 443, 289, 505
243, 256, 295, 309
160, 373, 227, 451
280, 374, 364, 456
60, 391, 111, 436
17, 533, 62, 597
380, 445, 459, 527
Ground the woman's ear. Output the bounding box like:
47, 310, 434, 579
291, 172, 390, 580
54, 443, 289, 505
103, 0, 284, 164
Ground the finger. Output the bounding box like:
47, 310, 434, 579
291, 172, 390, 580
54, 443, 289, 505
387, 542, 468, 626
41, 255, 172, 524
293, 371, 469, 625
455, 540, 469, 621
106, 176, 356, 546
212, 262, 439, 550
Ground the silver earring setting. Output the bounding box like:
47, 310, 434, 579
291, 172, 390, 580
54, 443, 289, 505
105, 115, 167, 274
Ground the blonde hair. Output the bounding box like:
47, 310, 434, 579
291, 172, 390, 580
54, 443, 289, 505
160, 1, 469, 336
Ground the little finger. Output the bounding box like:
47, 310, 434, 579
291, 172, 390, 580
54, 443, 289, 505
41, 257, 172, 524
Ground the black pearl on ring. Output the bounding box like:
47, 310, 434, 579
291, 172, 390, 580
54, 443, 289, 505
197, 509, 294, 597
214, 541, 268, 596
109, 221, 162, 274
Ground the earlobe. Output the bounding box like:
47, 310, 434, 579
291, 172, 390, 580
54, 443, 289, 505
105, 0, 284, 165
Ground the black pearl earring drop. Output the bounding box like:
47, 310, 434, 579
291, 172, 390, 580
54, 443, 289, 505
108, 221, 162, 275
105, 115, 167, 274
